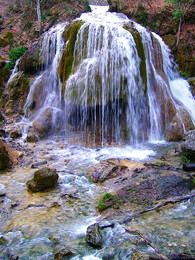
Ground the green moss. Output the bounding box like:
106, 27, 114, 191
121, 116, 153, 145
98, 192, 120, 212
123, 26, 147, 92
58, 20, 84, 86
0, 37, 9, 48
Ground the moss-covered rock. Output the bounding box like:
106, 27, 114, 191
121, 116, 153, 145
124, 25, 147, 92
58, 20, 84, 85
1, 71, 30, 115
5, 100, 14, 115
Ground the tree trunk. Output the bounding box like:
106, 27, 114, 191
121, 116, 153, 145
36, 0, 42, 36
176, 16, 182, 47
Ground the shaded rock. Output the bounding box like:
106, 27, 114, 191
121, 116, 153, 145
183, 163, 195, 172
0, 189, 6, 196
181, 130, 195, 162
0, 111, 4, 122
54, 247, 74, 260
26, 167, 58, 192
0, 140, 19, 170
0, 236, 8, 245
10, 127, 22, 139
31, 160, 47, 169
26, 132, 39, 143
0, 129, 6, 138
86, 223, 102, 247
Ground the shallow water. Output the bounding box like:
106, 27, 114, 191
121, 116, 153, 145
0, 135, 194, 259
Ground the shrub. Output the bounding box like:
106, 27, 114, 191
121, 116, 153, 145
5, 46, 27, 70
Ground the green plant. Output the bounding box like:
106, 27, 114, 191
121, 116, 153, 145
179, 151, 194, 163
164, 0, 194, 46
139, 12, 148, 26
84, 0, 91, 12
98, 192, 118, 211
5, 46, 27, 70
41, 12, 48, 21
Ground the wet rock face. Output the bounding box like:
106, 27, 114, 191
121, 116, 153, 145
30, 108, 53, 139
0, 111, 4, 122
26, 167, 59, 192
165, 110, 194, 142
86, 223, 102, 247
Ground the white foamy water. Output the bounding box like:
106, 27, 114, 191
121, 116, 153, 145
89, 4, 109, 13
23, 5, 194, 147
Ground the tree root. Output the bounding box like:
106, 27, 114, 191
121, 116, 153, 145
125, 228, 169, 260
122, 193, 195, 224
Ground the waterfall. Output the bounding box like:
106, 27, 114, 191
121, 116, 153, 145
24, 23, 66, 133
23, 7, 194, 146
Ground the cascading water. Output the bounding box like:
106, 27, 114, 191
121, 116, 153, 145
24, 23, 66, 133
23, 6, 194, 146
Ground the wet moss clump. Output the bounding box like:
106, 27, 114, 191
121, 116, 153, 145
123, 25, 147, 92
58, 20, 84, 86
98, 192, 120, 212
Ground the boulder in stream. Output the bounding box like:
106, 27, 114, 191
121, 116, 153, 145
54, 247, 74, 260
10, 127, 22, 139
0, 140, 19, 170
26, 167, 59, 192
86, 223, 102, 248
87, 158, 142, 183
